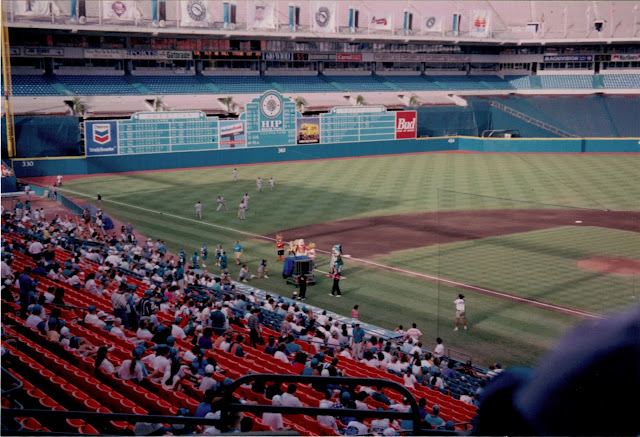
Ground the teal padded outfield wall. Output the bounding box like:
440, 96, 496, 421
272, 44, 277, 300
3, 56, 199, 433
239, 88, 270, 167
10, 137, 638, 178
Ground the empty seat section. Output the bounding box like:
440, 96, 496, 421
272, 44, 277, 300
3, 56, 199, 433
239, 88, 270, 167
207, 75, 271, 93
383, 75, 441, 91
539, 74, 594, 89
323, 75, 394, 92
135, 75, 213, 94
55, 75, 140, 95
600, 74, 640, 89
268, 75, 339, 93
10, 75, 60, 96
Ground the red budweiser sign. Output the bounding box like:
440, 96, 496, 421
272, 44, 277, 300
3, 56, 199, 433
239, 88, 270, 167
395, 111, 417, 139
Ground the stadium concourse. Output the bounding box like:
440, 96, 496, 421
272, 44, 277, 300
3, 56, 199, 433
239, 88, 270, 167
2, 191, 483, 435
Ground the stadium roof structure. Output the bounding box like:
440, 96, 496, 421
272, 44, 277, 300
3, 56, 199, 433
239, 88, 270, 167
4, 0, 640, 44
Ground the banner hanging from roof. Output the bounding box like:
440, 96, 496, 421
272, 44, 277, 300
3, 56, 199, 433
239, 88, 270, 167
422, 15, 443, 32
180, 0, 211, 27
102, 1, 141, 21
13, 1, 59, 16
470, 10, 491, 36
311, 1, 337, 33
247, 0, 276, 29
368, 13, 393, 31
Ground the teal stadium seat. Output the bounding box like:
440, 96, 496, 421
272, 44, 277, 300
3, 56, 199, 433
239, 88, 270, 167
268, 75, 339, 93
135, 75, 213, 94
207, 75, 272, 93
600, 74, 640, 89
323, 75, 395, 92
55, 75, 140, 95
382, 75, 441, 91
9, 75, 61, 96
539, 74, 594, 89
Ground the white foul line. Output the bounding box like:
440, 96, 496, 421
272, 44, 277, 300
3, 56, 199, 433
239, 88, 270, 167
61, 188, 602, 319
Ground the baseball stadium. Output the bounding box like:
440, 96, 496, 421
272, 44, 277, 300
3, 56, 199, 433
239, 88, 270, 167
1, 0, 639, 435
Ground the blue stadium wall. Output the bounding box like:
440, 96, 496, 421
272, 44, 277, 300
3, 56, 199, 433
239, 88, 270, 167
10, 136, 639, 178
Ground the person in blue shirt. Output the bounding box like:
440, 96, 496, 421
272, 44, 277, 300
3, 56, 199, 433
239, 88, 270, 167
18, 266, 34, 319
233, 241, 243, 265
351, 322, 365, 359
424, 405, 445, 428
191, 251, 199, 270
201, 243, 208, 268
219, 251, 228, 273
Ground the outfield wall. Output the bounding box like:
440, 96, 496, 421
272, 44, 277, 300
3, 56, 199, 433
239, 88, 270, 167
10, 137, 639, 178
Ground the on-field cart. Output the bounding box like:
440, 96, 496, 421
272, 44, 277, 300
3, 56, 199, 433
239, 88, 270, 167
282, 256, 315, 286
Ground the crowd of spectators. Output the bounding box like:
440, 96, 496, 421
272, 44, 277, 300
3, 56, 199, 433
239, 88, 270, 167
1, 197, 494, 435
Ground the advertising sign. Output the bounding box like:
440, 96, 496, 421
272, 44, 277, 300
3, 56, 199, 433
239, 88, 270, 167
219, 120, 246, 148
395, 111, 417, 139
85, 121, 119, 156
297, 117, 320, 144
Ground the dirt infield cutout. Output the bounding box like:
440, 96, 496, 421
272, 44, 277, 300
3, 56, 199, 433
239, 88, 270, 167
578, 257, 640, 275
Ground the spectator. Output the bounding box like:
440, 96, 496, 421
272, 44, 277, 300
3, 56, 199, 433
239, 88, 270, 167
199, 365, 217, 392
95, 346, 117, 374
404, 323, 423, 342
281, 384, 303, 407
424, 405, 444, 428
432, 337, 445, 359
352, 322, 365, 359
118, 350, 145, 384
247, 308, 262, 348
25, 304, 46, 335
261, 395, 288, 432
403, 368, 417, 388
371, 386, 391, 406
198, 327, 214, 350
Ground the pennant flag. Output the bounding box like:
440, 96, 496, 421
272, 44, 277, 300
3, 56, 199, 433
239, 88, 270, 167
470, 10, 490, 36
247, 1, 276, 29
14, 1, 58, 16
181, 0, 210, 27
311, 1, 337, 33
422, 15, 443, 32
102, 1, 140, 21
368, 13, 392, 31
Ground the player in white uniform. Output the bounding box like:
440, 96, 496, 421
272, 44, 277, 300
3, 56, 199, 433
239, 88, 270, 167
256, 177, 262, 192
454, 294, 467, 331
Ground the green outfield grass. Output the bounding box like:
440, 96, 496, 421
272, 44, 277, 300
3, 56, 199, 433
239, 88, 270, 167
62, 152, 640, 367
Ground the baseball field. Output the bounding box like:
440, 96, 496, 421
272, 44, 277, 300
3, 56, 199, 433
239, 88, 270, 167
59, 151, 640, 368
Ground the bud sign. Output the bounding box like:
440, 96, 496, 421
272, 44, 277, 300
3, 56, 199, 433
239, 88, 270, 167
395, 111, 417, 139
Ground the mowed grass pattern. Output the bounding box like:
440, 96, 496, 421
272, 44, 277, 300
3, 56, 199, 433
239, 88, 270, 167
63, 153, 640, 367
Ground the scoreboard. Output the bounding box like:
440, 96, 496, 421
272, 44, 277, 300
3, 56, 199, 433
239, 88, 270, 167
86, 111, 219, 156
84, 91, 416, 157
243, 91, 298, 147
320, 106, 397, 144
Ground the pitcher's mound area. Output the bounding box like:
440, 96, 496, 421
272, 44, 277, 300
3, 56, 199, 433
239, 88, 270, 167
578, 257, 640, 275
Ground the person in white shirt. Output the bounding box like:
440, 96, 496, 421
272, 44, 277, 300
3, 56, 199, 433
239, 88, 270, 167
118, 353, 145, 383
199, 365, 217, 392
404, 323, 422, 342
28, 240, 44, 258
280, 384, 303, 407
317, 395, 338, 430
273, 344, 290, 364
433, 337, 445, 359
261, 395, 287, 431
171, 317, 187, 340
346, 421, 369, 435
136, 320, 154, 341
370, 418, 392, 435
84, 305, 105, 328
109, 318, 128, 340
95, 346, 117, 374
403, 369, 417, 388
453, 294, 468, 331
339, 346, 353, 360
